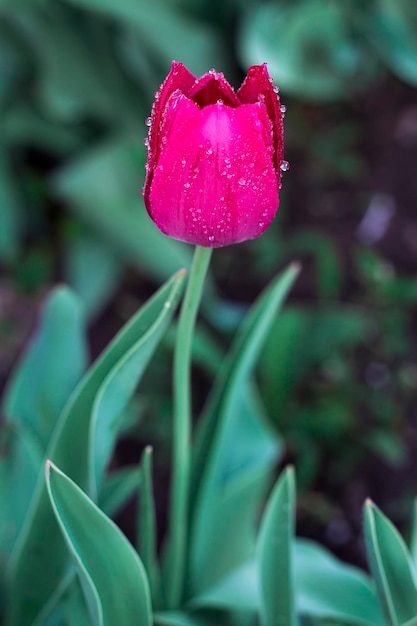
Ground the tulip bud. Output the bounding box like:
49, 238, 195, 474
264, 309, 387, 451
143, 62, 286, 248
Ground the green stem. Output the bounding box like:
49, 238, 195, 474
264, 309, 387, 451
167, 245, 213, 608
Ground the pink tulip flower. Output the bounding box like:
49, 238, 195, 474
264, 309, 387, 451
143, 62, 286, 247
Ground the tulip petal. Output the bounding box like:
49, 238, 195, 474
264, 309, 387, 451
188, 72, 240, 108
237, 64, 284, 171
147, 94, 278, 247
144, 62, 196, 200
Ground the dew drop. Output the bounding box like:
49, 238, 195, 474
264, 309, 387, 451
145, 117, 152, 126
209, 68, 216, 74
253, 117, 262, 132
154, 90, 160, 98
217, 99, 224, 105
280, 160, 290, 172
273, 86, 280, 94
140, 186, 145, 195
280, 104, 287, 114
238, 177, 246, 186
184, 182, 191, 189
206, 147, 213, 156
143, 138, 150, 148
208, 235, 215, 242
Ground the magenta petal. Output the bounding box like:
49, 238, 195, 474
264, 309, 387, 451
188, 72, 240, 108
237, 64, 284, 171
147, 98, 278, 247
144, 62, 196, 201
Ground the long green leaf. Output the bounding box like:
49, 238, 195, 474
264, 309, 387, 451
64, 0, 228, 77
188, 266, 298, 595
138, 446, 161, 607
364, 500, 417, 626
0, 147, 20, 262
257, 467, 296, 626
0, 426, 43, 559
188, 383, 280, 595
191, 264, 299, 503
3, 286, 88, 449
46, 461, 152, 626
52, 138, 192, 283
410, 500, 417, 578
99, 466, 141, 518
6, 271, 185, 626
191, 539, 383, 626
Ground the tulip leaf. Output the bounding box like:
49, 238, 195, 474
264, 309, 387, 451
188, 383, 281, 595
63, 0, 229, 77
98, 466, 141, 518
154, 611, 245, 626
363, 0, 417, 86
64, 229, 124, 320
192, 264, 299, 501
364, 500, 417, 626
6, 271, 185, 626
137, 447, 161, 607
46, 461, 152, 626
238, 1, 380, 101
0, 147, 20, 262
295, 540, 384, 626
52, 138, 192, 283
410, 500, 417, 577
3, 286, 88, 450
189, 265, 298, 594
191, 540, 383, 626
257, 467, 296, 626
0, 425, 43, 559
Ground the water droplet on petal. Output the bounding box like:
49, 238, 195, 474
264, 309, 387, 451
184, 182, 191, 189
209, 68, 216, 74
208, 235, 215, 242
273, 86, 280, 94
217, 99, 223, 105
238, 177, 246, 186
143, 138, 150, 148
280, 104, 287, 114
206, 147, 213, 156
145, 117, 152, 126
280, 160, 290, 172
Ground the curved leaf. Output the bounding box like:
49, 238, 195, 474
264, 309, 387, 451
6, 271, 185, 626
257, 467, 296, 626
46, 461, 151, 626
191, 540, 383, 626
364, 500, 417, 626
188, 266, 298, 595
3, 286, 87, 449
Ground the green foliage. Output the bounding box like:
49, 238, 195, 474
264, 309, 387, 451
364, 501, 417, 626
3, 272, 185, 625
46, 461, 152, 626
1, 261, 417, 626
257, 467, 296, 626
238, 0, 417, 101
1, 0, 417, 624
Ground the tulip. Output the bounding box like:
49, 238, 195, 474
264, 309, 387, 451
143, 62, 286, 248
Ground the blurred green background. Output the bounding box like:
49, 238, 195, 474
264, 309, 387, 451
1, 0, 417, 565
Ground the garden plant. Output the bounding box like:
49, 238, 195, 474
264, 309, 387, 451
1, 1, 417, 625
